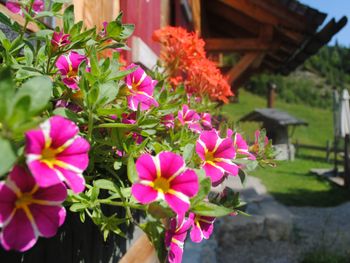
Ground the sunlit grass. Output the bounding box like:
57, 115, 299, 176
222, 90, 350, 206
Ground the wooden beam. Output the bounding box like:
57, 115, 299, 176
218, 0, 279, 26
227, 52, 260, 85
205, 38, 278, 52
0, 4, 40, 32
218, 0, 309, 33
190, 0, 201, 35
207, 0, 260, 36
250, 0, 321, 33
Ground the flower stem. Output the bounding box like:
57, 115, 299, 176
87, 111, 94, 141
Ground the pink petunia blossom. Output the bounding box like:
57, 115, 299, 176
165, 215, 193, 263
121, 112, 143, 144
131, 152, 198, 215
121, 112, 137, 125
189, 213, 215, 243
200, 113, 212, 129
6, 1, 21, 14
229, 130, 256, 160
196, 130, 239, 184
162, 114, 175, 129
32, 0, 44, 13
178, 104, 202, 133
0, 166, 66, 252
6, 0, 44, 15
124, 63, 158, 111
51, 31, 71, 50
25, 116, 90, 193
55, 51, 89, 90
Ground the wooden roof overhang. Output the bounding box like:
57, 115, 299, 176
239, 108, 308, 127
189, 0, 348, 93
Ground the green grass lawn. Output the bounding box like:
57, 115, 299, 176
222, 90, 350, 206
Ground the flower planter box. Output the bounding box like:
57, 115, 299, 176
0, 209, 131, 263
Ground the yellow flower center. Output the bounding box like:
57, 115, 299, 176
153, 177, 170, 193
131, 82, 140, 91
205, 151, 215, 162
15, 193, 33, 209
41, 147, 57, 162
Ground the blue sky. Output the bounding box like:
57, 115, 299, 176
300, 0, 350, 47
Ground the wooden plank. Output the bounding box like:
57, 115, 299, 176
73, 0, 119, 30
189, 0, 201, 35
0, 4, 40, 32
218, 0, 309, 33
249, 0, 317, 33
205, 38, 278, 52
206, 0, 260, 36
218, 0, 279, 26
227, 52, 260, 85
119, 233, 158, 263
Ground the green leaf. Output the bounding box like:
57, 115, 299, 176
120, 24, 135, 39
7, 96, 31, 129
106, 21, 122, 39
191, 201, 234, 217
70, 203, 88, 212
51, 3, 63, 12
0, 138, 16, 177
190, 177, 211, 206
16, 76, 52, 114
94, 179, 119, 193
182, 143, 194, 164
0, 13, 21, 32
238, 169, 247, 184
63, 5, 75, 33
53, 107, 84, 124
0, 68, 14, 122
127, 156, 137, 183
96, 82, 119, 107
96, 123, 136, 129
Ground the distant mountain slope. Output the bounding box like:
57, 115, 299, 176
247, 45, 350, 109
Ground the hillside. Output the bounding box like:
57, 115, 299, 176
247, 45, 350, 109
223, 89, 333, 147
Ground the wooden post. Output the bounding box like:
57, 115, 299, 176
57, 0, 120, 30
326, 140, 330, 162
344, 134, 350, 188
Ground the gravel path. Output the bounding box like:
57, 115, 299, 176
215, 176, 350, 263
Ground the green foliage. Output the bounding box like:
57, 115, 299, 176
247, 45, 350, 109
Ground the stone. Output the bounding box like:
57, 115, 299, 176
217, 214, 265, 244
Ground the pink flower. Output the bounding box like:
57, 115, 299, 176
51, 31, 71, 50
0, 166, 66, 252
162, 114, 175, 129
251, 130, 269, 155
32, 0, 44, 13
178, 104, 202, 132
231, 130, 255, 160
55, 51, 89, 90
121, 112, 137, 125
25, 116, 90, 193
6, 0, 44, 15
200, 113, 212, 129
189, 213, 215, 243
165, 215, 193, 263
131, 152, 198, 215
178, 104, 199, 126
125, 63, 158, 111
6, 1, 21, 14
196, 130, 239, 184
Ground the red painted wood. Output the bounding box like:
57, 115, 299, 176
120, 0, 161, 63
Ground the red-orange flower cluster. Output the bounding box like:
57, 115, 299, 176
153, 26, 233, 103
